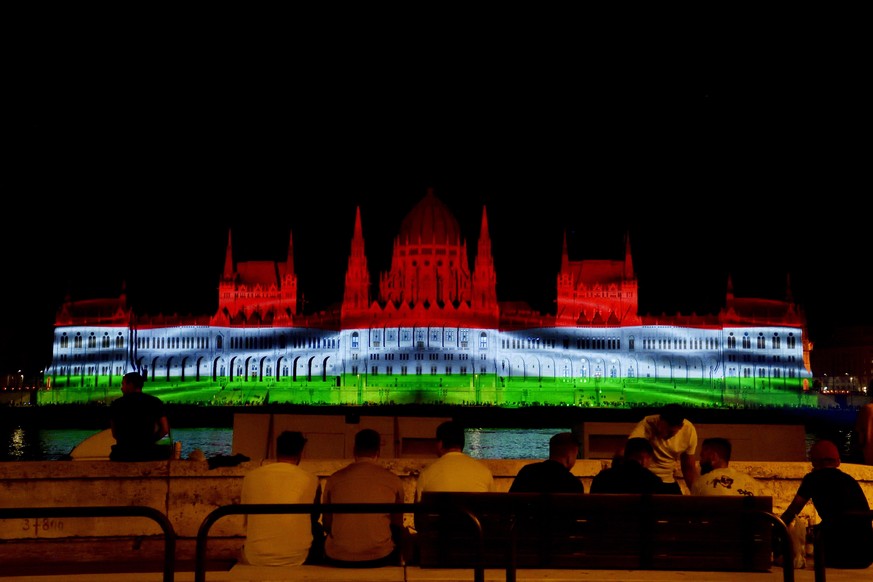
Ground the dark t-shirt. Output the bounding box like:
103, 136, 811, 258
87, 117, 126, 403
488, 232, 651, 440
509, 459, 585, 493
798, 468, 873, 568
109, 391, 168, 461
590, 460, 670, 494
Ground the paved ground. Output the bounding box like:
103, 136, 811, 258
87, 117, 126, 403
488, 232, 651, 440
4, 563, 868, 582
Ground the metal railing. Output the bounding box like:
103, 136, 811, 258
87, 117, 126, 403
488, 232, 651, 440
812, 509, 873, 582
0, 505, 176, 582
195, 500, 795, 582
195, 503, 427, 582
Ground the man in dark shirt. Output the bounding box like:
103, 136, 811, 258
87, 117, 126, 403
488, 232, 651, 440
781, 439, 873, 569
509, 432, 584, 493
590, 437, 670, 494
109, 372, 171, 461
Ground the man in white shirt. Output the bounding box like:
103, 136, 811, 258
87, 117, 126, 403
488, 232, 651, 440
415, 421, 494, 500
240, 430, 322, 566
692, 437, 762, 496
629, 403, 698, 493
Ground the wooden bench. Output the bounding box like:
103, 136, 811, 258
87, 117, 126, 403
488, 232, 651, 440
416, 493, 789, 578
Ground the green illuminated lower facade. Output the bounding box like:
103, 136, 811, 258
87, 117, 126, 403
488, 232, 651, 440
41, 323, 819, 409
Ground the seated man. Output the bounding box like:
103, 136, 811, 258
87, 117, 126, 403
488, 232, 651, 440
240, 431, 323, 566
415, 421, 494, 499
322, 428, 407, 567
590, 437, 670, 494
692, 437, 761, 496
509, 432, 584, 493
109, 372, 171, 461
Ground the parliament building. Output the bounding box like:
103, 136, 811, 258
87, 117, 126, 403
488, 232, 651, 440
42, 190, 818, 409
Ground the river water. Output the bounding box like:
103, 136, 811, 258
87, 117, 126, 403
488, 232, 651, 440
0, 426, 564, 462
0, 405, 862, 462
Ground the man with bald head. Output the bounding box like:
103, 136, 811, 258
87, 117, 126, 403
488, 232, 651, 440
780, 439, 873, 569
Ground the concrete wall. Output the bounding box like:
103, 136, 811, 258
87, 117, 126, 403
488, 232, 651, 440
3, 458, 873, 543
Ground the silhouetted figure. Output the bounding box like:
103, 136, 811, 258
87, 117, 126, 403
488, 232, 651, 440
780, 439, 873, 569
109, 372, 170, 461
590, 437, 670, 494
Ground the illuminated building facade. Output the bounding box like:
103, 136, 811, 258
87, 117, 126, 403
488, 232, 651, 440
42, 190, 818, 408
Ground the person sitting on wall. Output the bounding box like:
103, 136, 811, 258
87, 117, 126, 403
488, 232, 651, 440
109, 372, 171, 461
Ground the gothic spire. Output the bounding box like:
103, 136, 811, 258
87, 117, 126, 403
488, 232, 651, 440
223, 228, 234, 280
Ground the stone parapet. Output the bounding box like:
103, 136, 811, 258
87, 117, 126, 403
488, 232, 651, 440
2, 459, 872, 541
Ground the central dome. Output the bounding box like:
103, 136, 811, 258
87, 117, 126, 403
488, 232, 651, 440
397, 188, 461, 245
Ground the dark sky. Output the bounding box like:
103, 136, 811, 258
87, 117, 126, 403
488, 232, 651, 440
5, 30, 869, 378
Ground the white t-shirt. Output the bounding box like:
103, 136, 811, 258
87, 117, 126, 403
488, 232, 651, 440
629, 415, 697, 484
240, 461, 320, 566
415, 451, 495, 501
692, 466, 762, 497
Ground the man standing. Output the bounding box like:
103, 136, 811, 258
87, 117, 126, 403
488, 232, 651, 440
109, 371, 170, 461
322, 428, 407, 567
692, 437, 761, 496
415, 421, 494, 500
240, 431, 322, 566
628, 403, 698, 493
509, 432, 584, 493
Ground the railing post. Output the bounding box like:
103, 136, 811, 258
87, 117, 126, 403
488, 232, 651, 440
0, 506, 176, 582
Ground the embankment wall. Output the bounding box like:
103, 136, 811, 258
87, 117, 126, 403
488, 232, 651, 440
3, 458, 873, 544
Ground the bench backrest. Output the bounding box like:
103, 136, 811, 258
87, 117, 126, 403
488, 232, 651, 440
416, 492, 775, 571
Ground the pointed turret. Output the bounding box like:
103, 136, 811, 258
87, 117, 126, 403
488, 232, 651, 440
342, 206, 372, 324
281, 229, 298, 317
471, 205, 498, 322
624, 231, 634, 278
223, 229, 234, 280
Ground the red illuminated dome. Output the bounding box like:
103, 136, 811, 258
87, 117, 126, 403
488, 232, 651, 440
397, 188, 461, 246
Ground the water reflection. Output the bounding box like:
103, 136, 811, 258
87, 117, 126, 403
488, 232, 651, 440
0, 424, 863, 462
8, 426, 26, 459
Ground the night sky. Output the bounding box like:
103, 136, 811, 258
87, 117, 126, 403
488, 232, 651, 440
5, 31, 869, 378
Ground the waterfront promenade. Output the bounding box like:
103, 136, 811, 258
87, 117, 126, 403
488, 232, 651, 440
1, 563, 865, 581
